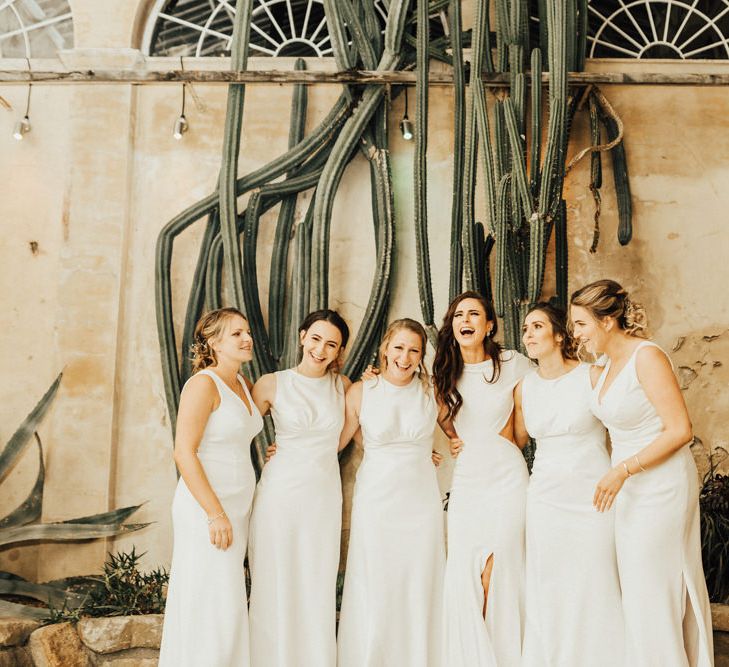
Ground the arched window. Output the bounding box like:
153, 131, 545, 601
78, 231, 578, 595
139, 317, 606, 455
143, 0, 389, 58
0, 0, 73, 58
588, 0, 729, 59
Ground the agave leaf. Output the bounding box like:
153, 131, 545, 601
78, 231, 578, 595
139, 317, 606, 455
0, 434, 44, 529
0, 373, 61, 484
0, 521, 149, 547
0, 599, 49, 620
0, 579, 85, 609
60, 504, 143, 526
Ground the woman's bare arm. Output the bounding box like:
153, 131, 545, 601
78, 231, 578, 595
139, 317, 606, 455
338, 381, 363, 452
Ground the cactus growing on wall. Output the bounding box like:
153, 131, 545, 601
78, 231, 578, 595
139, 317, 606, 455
155, 0, 632, 467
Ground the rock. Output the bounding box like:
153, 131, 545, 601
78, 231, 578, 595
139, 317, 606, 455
713, 603, 729, 632
77, 615, 163, 654
0, 618, 39, 646
95, 647, 159, 666
0, 646, 32, 666
28, 622, 92, 667
715, 631, 729, 667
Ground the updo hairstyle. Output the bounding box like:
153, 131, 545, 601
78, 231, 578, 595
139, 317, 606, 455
570, 279, 647, 338
191, 307, 247, 372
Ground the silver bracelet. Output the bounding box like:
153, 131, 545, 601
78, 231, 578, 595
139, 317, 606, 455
207, 510, 225, 525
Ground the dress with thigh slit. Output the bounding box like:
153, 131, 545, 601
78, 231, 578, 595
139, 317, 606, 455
591, 341, 713, 667
159, 369, 263, 667
337, 376, 445, 667
442, 351, 531, 667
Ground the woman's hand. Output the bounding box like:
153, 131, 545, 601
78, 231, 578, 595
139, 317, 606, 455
264, 442, 277, 462
449, 437, 464, 458
431, 450, 443, 467
361, 365, 380, 381
208, 512, 233, 550
593, 466, 628, 512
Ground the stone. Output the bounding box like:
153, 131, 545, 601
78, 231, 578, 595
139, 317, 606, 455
0, 618, 39, 646
28, 622, 92, 667
713, 603, 729, 632
95, 647, 159, 666
0, 646, 32, 666
77, 615, 163, 654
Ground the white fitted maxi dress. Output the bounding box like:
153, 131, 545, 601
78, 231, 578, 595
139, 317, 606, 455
337, 376, 445, 667
443, 351, 531, 667
591, 341, 713, 667
521, 363, 624, 667
248, 369, 345, 667
159, 369, 263, 667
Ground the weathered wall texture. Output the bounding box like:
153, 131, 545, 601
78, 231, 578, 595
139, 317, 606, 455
0, 1, 727, 580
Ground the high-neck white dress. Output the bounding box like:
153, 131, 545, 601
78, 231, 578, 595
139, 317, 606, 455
337, 376, 445, 667
248, 369, 345, 667
591, 341, 713, 667
159, 369, 263, 667
442, 351, 531, 667
521, 363, 624, 666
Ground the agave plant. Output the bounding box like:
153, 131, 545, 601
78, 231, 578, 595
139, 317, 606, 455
0, 374, 148, 619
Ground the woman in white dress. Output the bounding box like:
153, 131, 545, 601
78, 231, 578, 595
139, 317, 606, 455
434, 291, 531, 667
159, 308, 263, 667
571, 279, 713, 667
337, 318, 445, 667
248, 309, 350, 667
514, 302, 624, 666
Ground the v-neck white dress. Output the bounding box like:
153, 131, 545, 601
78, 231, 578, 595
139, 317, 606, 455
591, 341, 713, 667
442, 351, 531, 667
249, 369, 345, 667
521, 363, 624, 666
159, 369, 263, 667
337, 376, 445, 667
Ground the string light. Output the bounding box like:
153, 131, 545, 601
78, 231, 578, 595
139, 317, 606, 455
400, 86, 413, 141
173, 57, 188, 140
14, 61, 32, 141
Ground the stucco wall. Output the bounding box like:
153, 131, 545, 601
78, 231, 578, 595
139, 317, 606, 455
0, 0, 727, 580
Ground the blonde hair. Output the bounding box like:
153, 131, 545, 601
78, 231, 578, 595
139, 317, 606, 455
570, 279, 648, 338
191, 307, 247, 372
377, 318, 431, 391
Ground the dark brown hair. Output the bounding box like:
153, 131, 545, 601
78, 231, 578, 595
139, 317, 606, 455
433, 291, 502, 421
191, 307, 247, 372
525, 302, 578, 361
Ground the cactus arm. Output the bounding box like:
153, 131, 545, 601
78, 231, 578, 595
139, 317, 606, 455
503, 97, 534, 224
181, 209, 220, 383
218, 0, 254, 311
554, 198, 568, 309
268, 59, 308, 362
529, 48, 543, 193
414, 0, 435, 330
448, 0, 465, 300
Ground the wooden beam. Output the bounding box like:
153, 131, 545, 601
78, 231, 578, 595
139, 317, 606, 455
0, 68, 728, 86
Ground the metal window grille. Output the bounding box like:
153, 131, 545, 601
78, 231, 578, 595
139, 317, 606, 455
0, 0, 73, 58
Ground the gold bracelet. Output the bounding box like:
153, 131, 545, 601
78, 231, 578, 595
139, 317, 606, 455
207, 510, 226, 525
634, 455, 647, 472
622, 461, 632, 478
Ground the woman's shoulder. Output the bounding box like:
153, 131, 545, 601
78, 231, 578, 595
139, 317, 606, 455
500, 349, 533, 375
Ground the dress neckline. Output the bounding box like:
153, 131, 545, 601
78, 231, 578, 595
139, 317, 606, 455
596, 340, 652, 406
206, 369, 254, 417
535, 362, 581, 383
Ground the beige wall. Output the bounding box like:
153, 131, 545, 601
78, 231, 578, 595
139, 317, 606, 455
1, 1, 727, 580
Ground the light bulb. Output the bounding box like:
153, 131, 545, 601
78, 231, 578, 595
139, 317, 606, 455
400, 116, 414, 141
173, 114, 188, 140
13, 116, 31, 141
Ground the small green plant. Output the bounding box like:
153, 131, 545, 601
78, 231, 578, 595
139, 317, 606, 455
48, 548, 168, 622
699, 445, 729, 603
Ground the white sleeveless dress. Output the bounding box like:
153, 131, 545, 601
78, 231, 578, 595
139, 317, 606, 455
442, 350, 531, 667
159, 369, 263, 667
591, 341, 713, 667
337, 376, 445, 667
248, 369, 345, 667
521, 363, 624, 666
